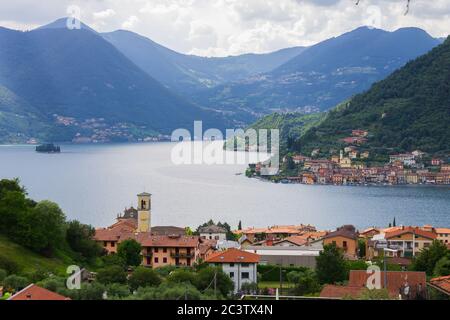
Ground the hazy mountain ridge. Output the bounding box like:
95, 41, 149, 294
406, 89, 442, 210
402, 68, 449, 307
192, 27, 441, 120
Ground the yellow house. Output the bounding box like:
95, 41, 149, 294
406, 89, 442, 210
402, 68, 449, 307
323, 225, 359, 259
385, 227, 436, 258
436, 228, 450, 245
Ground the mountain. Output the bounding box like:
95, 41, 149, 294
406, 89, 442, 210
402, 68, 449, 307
102, 30, 306, 95
193, 27, 441, 120
0, 25, 224, 143
295, 36, 450, 157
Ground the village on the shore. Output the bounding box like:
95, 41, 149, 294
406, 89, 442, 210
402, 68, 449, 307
248, 129, 450, 186
88, 192, 450, 300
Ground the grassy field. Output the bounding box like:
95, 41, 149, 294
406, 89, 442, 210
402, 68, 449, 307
0, 235, 69, 276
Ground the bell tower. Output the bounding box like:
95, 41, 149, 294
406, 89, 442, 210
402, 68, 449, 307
137, 192, 151, 233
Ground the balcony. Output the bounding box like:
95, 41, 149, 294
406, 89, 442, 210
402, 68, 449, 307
170, 252, 194, 259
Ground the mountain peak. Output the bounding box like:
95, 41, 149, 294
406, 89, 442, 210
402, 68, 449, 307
37, 18, 97, 33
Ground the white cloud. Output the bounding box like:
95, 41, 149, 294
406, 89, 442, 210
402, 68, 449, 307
0, 0, 448, 56
93, 9, 116, 20
122, 15, 140, 29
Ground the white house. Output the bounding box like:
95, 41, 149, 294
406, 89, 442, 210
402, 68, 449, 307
205, 248, 259, 293
199, 225, 227, 241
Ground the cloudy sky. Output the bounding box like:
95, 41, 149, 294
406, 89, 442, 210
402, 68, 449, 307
0, 0, 449, 56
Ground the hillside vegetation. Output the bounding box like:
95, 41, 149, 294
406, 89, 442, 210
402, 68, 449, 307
293, 37, 450, 157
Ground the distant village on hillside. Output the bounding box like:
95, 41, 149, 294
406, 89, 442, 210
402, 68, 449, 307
249, 129, 450, 186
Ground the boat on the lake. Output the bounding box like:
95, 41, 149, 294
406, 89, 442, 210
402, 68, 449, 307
35, 143, 61, 153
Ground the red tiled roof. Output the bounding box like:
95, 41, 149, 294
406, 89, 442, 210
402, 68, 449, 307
385, 227, 436, 240
320, 285, 364, 299
430, 276, 450, 295
349, 270, 426, 298
206, 248, 260, 264
8, 284, 70, 301
274, 235, 308, 246
137, 233, 199, 248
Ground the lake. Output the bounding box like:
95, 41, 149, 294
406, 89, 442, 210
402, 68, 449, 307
0, 143, 449, 230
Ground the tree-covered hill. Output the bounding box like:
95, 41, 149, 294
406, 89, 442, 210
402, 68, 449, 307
296, 36, 450, 157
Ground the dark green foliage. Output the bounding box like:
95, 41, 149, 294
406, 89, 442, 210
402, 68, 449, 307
166, 269, 197, 285
2, 274, 30, 292
413, 240, 449, 276
128, 267, 162, 291
358, 240, 367, 259
15, 201, 66, 256
134, 283, 203, 300
105, 283, 131, 299
433, 256, 450, 277
297, 38, 450, 156
0, 254, 20, 274
240, 282, 259, 294
286, 269, 321, 296
0, 269, 7, 282
66, 220, 103, 263
96, 266, 127, 285
257, 265, 308, 282
117, 239, 142, 267
195, 267, 234, 297
316, 244, 348, 284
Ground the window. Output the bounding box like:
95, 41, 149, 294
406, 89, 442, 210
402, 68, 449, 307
229, 272, 235, 278
343, 241, 347, 248
242, 272, 250, 279
154, 257, 159, 263
424, 243, 430, 248
415, 242, 419, 248
111, 242, 115, 248
154, 248, 159, 253
215, 236, 220, 240
103, 241, 107, 247
163, 248, 167, 253
163, 257, 168, 263
229, 263, 235, 267
242, 263, 250, 268
146, 257, 151, 265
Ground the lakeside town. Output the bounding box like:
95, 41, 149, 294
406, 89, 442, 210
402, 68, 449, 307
248, 129, 450, 186
3, 191, 448, 301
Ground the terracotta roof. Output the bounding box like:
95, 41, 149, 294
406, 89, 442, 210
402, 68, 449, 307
324, 225, 358, 241
8, 284, 70, 301
206, 248, 260, 264
137, 234, 199, 248
429, 276, 450, 295
151, 226, 186, 236
320, 285, 364, 299
436, 228, 450, 234
349, 270, 426, 298
385, 227, 436, 240
274, 235, 309, 246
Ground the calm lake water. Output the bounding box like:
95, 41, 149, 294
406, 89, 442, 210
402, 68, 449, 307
0, 143, 449, 230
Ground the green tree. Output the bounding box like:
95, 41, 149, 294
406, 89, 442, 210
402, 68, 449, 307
316, 244, 347, 284
166, 269, 197, 285
16, 201, 66, 256
96, 265, 127, 285
358, 239, 366, 259
0, 269, 7, 282
195, 266, 234, 297
357, 288, 390, 300
433, 256, 450, 277
105, 283, 131, 299
128, 267, 161, 291
413, 241, 448, 275
66, 220, 103, 262
287, 269, 320, 296
117, 239, 142, 267
2, 275, 30, 292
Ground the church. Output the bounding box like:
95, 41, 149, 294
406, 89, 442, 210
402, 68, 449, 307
94, 192, 201, 268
